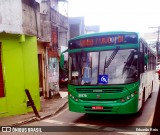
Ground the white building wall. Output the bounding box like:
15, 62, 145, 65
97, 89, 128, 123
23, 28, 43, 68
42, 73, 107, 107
59, 32, 68, 60
59, 32, 67, 47
0, 0, 23, 34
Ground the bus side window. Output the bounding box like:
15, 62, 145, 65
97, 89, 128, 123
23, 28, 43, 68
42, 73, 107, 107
144, 47, 148, 71
139, 41, 144, 73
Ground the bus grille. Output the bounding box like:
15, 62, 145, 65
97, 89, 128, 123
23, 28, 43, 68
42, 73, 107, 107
80, 98, 118, 102
76, 87, 124, 93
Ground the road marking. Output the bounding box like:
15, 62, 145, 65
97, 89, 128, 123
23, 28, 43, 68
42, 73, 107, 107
42, 119, 64, 125
77, 123, 100, 129
69, 122, 101, 131
42, 118, 150, 135
68, 121, 151, 134
74, 123, 88, 126
52, 107, 69, 118
69, 122, 143, 134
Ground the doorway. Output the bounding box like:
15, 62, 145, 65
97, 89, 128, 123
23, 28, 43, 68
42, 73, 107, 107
38, 54, 43, 96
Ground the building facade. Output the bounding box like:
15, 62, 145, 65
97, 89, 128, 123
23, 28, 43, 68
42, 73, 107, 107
85, 25, 100, 34
0, 0, 69, 117
69, 17, 100, 39
38, 0, 69, 98
69, 17, 85, 39
0, 0, 40, 117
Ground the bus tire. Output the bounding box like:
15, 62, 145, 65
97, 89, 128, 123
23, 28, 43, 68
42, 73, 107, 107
136, 91, 145, 116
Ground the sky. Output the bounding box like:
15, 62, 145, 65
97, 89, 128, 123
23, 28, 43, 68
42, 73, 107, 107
67, 0, 160, 35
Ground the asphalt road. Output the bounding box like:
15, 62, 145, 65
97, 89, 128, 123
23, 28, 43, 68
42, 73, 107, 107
19, 79, 160, 135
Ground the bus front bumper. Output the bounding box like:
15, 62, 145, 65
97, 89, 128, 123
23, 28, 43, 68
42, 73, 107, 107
68, 95, 138, 114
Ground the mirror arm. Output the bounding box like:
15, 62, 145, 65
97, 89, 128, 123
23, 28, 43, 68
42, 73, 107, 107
62, 49, 68, 54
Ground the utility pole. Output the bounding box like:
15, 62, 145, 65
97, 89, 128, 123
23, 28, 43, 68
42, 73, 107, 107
149, 26, 160, 135
149, 26, 160, 61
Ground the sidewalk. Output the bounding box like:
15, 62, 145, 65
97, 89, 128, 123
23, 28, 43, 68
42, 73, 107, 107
0, 89, 68, 126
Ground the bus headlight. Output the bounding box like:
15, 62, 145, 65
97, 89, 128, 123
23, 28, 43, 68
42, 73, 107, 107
121, 91, 137, 102
126, 95, 130, 100
69, 93, 78, 102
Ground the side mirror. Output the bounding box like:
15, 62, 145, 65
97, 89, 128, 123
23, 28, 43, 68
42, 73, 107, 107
60, 49, 68, 71
60, 54, 64, 69
144, 54, 148, 65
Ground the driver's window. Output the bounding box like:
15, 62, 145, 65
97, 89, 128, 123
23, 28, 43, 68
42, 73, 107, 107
81, 53, 92, 85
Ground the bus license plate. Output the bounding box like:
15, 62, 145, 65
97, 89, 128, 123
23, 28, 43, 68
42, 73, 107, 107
92, 106, 103, 110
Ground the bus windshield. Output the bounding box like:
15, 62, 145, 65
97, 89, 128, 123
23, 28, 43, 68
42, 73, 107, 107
69, 49, 138, 85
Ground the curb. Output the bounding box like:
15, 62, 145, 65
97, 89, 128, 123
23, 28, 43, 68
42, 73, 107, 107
8, 100, 68, 126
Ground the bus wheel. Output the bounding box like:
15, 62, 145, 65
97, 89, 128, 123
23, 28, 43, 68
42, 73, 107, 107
136, 91, 145, 116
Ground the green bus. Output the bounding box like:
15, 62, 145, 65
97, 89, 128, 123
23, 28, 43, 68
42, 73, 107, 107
60, 31, 157, 114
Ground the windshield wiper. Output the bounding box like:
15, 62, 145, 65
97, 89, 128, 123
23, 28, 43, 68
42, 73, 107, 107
103, 46, 120, 74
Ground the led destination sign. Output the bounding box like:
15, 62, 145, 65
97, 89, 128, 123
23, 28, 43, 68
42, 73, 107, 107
80, 35, 124, 47
69, 34, 138, 49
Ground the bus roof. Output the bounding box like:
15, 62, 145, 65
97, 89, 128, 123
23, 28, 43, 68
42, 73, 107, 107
69, 31, 140, 41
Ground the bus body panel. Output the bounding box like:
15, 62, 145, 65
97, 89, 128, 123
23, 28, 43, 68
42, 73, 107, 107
138, 70, 155, 111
